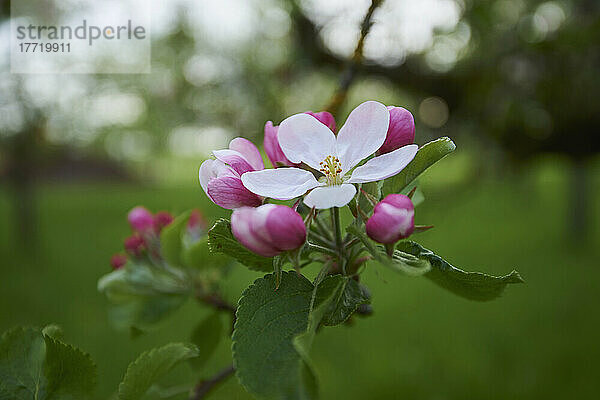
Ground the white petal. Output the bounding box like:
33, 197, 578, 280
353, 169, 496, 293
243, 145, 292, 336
241, 168, 320, 200
336, 101, 389, 173
303, 184, 357, 209
199, 159, 215, 193
278, 113, 337, 170
229, 137, 264, 171
347, 144, 418, 183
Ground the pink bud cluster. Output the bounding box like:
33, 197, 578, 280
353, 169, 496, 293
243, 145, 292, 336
109, 206, 176, 270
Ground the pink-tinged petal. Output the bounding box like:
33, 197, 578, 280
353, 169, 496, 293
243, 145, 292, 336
241, 168, 320, 200
264, 121, 296, 168
229, 137, 264, 171
336, 101, 390, 173
265, 205, 307, 251
378, 106, 415, 155
213, 149, 255, 175
231, 204, 306, 257
347, 144, 418, 184
366, 194, 415, 244
231, 207, 279, 257
303, 184, 357, 209
127, 206, 154, 232
207, 176, 263, 209
199, 159, 237, 194
305, 111, 337, 133
278, 113, 337, 170
110, 253, 127, 270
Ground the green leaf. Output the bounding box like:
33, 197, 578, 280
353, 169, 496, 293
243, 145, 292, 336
346, 223, 431, 276
233, 272, 314, 400
397, 241, 524, 301
0, 327, 48, 400
382, 137, 456, 196
160, 211, 191, 267
189, 313, 223, 371
118, 343, 199, 400
97, 264, 189, 331
44, 335, 97, 399
315, 276, 370, 326
208, 219, 273, 272
0, 326, 96, 400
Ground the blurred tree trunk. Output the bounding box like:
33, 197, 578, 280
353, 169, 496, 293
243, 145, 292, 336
7, 122, 42, 251
568, 158, 589, 241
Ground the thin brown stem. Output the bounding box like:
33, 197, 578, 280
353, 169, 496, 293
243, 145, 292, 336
190, 365, 235, 400
197, 292, 237, 333
325, 0, 384, 117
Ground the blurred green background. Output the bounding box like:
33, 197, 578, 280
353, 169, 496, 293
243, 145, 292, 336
1, 0, 599, 399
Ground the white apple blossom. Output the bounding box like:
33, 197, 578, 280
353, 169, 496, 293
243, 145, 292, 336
241, 101, 418, 209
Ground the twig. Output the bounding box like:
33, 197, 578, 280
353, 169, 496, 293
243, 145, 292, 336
325, 0, 384, 117
197, 292, 237, 333
190, 365, 235, 400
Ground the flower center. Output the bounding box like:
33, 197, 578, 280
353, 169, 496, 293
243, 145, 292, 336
319, 155, 343, 185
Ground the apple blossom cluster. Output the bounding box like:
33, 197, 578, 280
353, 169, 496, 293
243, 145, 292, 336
199, 100, 421, 258
109, 206, 206, 269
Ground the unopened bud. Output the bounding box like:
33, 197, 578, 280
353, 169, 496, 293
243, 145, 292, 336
366, 194, 415, 244
154, 211, 174, 232
231, 204, 306, 257
128, 206, 154, 233
377, 106, 415, 155
110, 253, 127, 270
124, 235, 145, 257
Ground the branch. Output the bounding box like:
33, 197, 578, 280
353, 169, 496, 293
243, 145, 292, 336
197, 292, 237, 333
190, 365, 235, 400
325, 0, 384, 116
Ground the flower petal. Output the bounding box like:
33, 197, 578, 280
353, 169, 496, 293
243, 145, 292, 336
336, 101, 390, 173
278, 113, 337, 170
199, 159, 237, 193
303, 184, 357, 209
213, 149, 256, 175
347, 144, 418, 183
241, 168, 320, 200
229, 137, 265, 171
207, 176, 263, 209
231, 207, 279, 256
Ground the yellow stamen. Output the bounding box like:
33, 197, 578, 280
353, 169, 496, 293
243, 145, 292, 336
319, 155, 343, 185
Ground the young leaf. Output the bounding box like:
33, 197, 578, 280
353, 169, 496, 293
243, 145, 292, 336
346, 223, 431, 276
396, 241, 524, 301
382, 137, 456, 196
0, 327, 48, 400
44, 334, 97, 399
208, 219, 273, 272
189, 313, 223, 371
0, 327, 97, 400
97, 264, 189, 332
315, 276, 371, 326
118, 343, 199, 400
232, 272, 315, 400
160, 211, 191, 267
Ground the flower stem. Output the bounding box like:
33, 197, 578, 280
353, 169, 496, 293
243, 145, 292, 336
331, 207, 345, 273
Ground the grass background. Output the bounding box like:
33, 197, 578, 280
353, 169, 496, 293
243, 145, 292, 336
1, 155, 599, 399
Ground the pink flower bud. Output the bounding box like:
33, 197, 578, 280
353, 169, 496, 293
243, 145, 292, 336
200, 139, 264, 209
187, 209, 207, 232
305, 111, 337, 133
231, 204, 307, 257
124, 235, 145, 256
154, 211, 174, 232
264, 111, 336, 168
366, 194, 415, 244
128, 206, 154, 232
377, 106, 415, 155
110, 253, 127, 270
